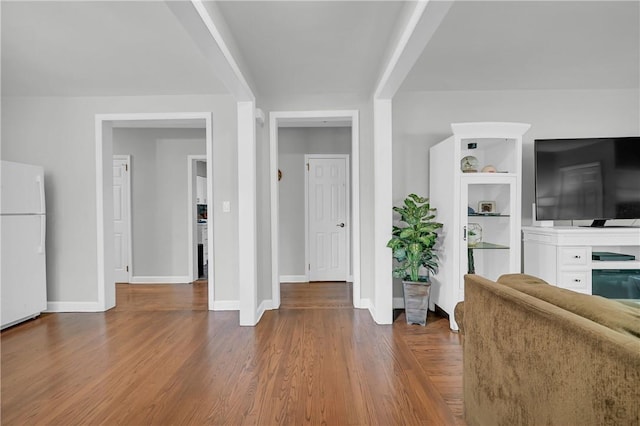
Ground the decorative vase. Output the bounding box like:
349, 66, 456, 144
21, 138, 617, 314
461, 155, 479, 173
402, 280, 431, 326
468, 223, 482, 247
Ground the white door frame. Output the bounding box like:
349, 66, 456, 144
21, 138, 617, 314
187, 155, 207, 282
113, 155, 132, 283
304, 154, 350, 282
270, 110, 361, 309
95, 112, 214, 311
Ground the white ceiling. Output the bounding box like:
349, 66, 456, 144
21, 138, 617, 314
400, 1, 640, 92
1, 1, 638, 98
1, 1, 228, 96
215, 0, 405, 98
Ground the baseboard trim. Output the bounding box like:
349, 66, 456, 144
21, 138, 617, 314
46, 301, 102, 312
358, 298, 375, 321
212, 300, 239, 311
256, 299, 272, 322
279, 275, 307, 283
130, 276, 191, 284
393, 297, 405, 309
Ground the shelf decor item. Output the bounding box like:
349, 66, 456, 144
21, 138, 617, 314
468, 223, 482, 247
461, 155, 479, 173
481, 165, 497, 173
478, 201, 496, 214
387, 194, 443, 326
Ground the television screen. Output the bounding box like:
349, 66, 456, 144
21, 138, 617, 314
535, 137, 640, 223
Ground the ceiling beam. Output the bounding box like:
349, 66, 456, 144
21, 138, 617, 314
165, 0, 256, 102
374, 0, 453, 100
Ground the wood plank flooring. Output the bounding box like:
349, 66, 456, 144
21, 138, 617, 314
1, 282, 464, 425
280, 281, 353, 309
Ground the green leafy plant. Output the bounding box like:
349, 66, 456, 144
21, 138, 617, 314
387, 194, 443, 282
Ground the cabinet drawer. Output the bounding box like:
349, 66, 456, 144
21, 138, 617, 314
559, 271, 589, 291
559, 247, 588, 266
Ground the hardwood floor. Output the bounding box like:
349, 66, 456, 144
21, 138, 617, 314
1, 282, 464, 425
114, 280, 208, 311
280, 281, 353, 309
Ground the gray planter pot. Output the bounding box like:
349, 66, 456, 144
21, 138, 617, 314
402, 279, 431, 326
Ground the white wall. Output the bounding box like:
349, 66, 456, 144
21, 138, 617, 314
278, 127, 351, 278
113, 128, 206, 278
392, 88, 640, 295
1, 94, 239, 304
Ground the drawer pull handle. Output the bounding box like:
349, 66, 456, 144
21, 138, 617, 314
574, 255, 581, 259
573, 279, 581, 283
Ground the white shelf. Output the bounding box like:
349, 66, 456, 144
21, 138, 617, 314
429, 122, 529, 331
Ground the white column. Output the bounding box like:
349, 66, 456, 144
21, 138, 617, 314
96, 119, 116, 311
237, 101, 257, 326
373, 99, 393, 324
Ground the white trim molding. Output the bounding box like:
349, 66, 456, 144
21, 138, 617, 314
359, 298, 373, 317
46, 301, 103, 313
280, 275, 307, 283
95, 112, 214, 313
212, 300, 240, 311
256, 299, 272, 323
269, 110, 362, 313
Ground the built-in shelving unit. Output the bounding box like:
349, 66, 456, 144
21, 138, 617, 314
429, 122, 531, 330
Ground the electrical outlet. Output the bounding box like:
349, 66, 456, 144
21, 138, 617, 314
222, 201, 231, 212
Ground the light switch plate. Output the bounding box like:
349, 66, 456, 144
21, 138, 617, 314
222, 201, 231, 212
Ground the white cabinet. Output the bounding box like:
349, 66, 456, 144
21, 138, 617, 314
429, 122, 530, 330
196, 176, 207, 204
200, 224, 208, 261
523, 226, 640, 295
197, 223, 208, 279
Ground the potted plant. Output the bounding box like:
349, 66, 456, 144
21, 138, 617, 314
387, 194, 443, 325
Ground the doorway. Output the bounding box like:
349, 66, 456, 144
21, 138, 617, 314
269, 110, 361, 309
187, 156, 208, 282
95, 113, 214, 311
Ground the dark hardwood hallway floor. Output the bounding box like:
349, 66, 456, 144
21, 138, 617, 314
1, 282, 464, 425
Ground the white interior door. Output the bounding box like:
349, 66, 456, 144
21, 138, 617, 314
113, 156, 131, 283
307, 157, 348, 281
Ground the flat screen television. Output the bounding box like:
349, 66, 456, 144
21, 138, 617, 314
535, 137, 640, 227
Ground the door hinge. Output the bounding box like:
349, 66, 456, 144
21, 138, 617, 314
126, 265, 129, 272
306, 163, 309, 171
308, 264, 310, 271
125, 164, 128, 172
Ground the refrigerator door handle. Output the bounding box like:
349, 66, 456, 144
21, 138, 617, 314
36, 175, 45, 214
38, 215, 46, 254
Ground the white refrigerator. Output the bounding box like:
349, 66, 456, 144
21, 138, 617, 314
1, 161, 47, 329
